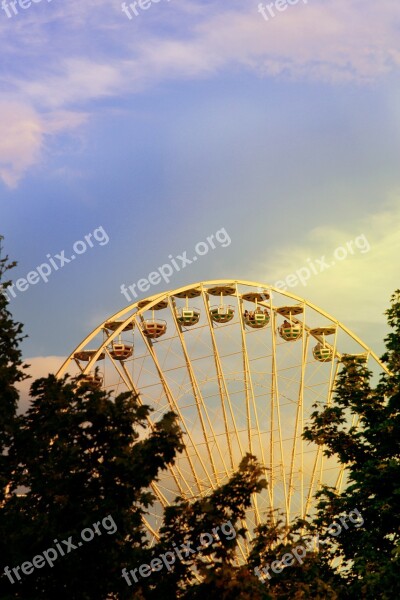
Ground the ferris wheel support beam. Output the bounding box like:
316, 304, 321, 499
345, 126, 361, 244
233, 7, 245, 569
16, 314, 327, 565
104, 346, 193, 500
328, 327, 340, 404
150, 483, 169, 508
141, 516, 203, 584
136, 313, 216, 496
236, 289, 260, 527
201, 288, 236, 470
270, 307, 290, 525
300, 320, 307, 519
235, 283, 273, 523
239, 331, 264, 526
334, 411, 360, 494
287, 306, 308, 519
238, 518, 251, 560
169, 296, 227, 485
304, 357, 341, 518
142, 517, 160, 541
117, 356, 194, 500
270, 310, 277, 514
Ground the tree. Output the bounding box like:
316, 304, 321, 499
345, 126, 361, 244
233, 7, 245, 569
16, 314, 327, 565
303, 290, 400, 599
123, 454, 342, 600
1, 374, 184, 599
247, 514, 343, 600
0, 236, 28, 502
128, 453, 270, 600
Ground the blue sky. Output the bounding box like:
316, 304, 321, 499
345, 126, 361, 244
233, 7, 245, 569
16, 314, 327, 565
1, 0, 400, 381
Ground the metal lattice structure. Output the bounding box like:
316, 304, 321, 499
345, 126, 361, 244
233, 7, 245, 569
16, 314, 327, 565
57, 280, 388, 559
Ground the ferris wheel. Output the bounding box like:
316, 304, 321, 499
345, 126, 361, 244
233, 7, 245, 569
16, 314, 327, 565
57, 280, 388, 559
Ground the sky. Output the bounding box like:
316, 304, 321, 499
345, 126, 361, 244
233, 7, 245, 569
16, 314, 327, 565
1, 0, 400, 388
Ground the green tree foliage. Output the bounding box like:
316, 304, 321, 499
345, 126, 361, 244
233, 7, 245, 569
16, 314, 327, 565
1, 374, 184, 599
0, 238, 28, 501
247, 515, 343, 600
303, 290, 400, 599
125, 457, 341, 600
131, 453, 267, 600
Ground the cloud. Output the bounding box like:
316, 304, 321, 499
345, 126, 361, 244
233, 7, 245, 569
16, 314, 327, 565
2, 0, 400, 186
0, 102, 86, 188
102, 0, 400, 85
0, 103, 43, 188
204, 0, 400, 83
251, 199, 400, 327
6, 0, 400, 110
19, 59, 124, 109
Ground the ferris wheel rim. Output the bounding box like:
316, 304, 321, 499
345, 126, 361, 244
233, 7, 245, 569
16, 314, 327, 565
57, 279, 389, 378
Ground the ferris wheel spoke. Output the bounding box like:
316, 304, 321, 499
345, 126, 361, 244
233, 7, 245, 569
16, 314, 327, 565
270, 308, 290, 524
137, 312, 216, 495
235, 283, 272, 525
168, 296, 227, 485
115, 347, 196, 498
287, 311, 308, 519
201, 286, 245, 470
